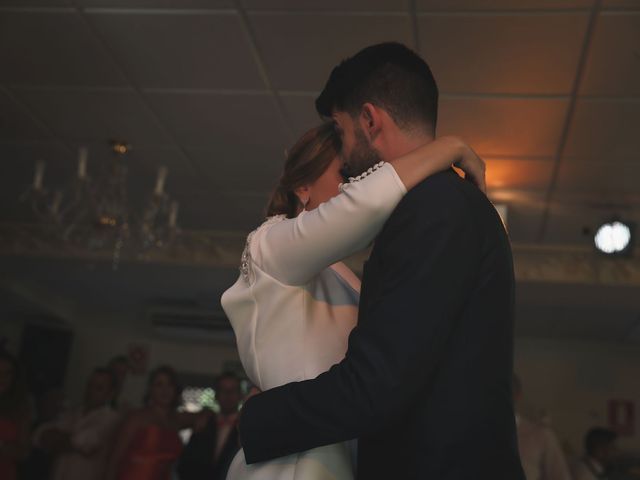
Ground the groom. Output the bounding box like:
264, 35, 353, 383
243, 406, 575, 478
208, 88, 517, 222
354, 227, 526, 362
239, 43, 525, 479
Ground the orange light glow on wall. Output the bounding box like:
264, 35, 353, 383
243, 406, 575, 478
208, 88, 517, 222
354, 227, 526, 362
485, 159, 553, 191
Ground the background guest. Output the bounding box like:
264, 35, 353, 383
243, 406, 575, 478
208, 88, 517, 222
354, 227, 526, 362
572, 427, 618, 480
513, 373, 572, 480
177, 372, 243, 480
104, 365, 208, 480
19, 386, 65, 480
34, 367, 119, 480
0, 350, 30, 480
107, 355, 132, 411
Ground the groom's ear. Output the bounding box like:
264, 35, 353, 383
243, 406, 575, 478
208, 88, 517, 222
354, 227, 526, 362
359, 103, 382, 141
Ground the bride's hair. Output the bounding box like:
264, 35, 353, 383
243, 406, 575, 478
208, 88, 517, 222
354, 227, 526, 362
266, 122, 341, 219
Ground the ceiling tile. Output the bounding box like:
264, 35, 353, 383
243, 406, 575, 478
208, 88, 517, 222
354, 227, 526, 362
417, 0, 594, 9
0, 0, 72, 5
1, 142, 74, 181
0, 90, 52, 142
241, 0, 409, 10
556, 159, 640, 194
580, 12, 640, 96
78, 0, 232, 7
13, 88, 173, 146
564, 99, 640, 159
437, 97, 568, 157
145, 92, 289, 151
176, 191, 266, 230
0, 11, 127, 87
250, 13, 412, 91
280, 94, 322, 138
602, 0, 640, 8
86, 11, 264, 89
418, 13, 588, 94
187, 147, 282, 193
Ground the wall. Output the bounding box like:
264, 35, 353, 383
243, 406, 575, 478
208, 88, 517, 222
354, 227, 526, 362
0, 316, 23, 353
62, 315, 241, 408
514, 337, 640, 456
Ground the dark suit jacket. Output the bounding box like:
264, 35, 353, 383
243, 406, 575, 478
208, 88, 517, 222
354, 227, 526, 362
239, 170, 525, 479
177, 414, 240, 480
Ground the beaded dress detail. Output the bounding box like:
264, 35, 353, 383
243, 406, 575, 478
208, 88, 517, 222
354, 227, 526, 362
240, 214, 286, 284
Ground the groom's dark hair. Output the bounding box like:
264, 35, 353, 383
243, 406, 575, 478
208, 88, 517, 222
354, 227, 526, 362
315, 42, 439, 134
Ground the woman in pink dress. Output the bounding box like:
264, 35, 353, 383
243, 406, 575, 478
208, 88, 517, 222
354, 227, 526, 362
105, 365, 207, 480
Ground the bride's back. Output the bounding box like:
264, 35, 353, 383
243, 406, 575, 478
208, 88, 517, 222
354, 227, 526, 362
221, 217, 360, 392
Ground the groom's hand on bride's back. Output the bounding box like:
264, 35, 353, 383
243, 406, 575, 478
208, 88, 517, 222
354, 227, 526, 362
244, 385, 261, 402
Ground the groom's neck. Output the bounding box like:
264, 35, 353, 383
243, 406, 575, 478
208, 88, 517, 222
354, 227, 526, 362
379, 128, 434, 163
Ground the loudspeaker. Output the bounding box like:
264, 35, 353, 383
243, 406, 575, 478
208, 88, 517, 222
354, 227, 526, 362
19, 320, 74, 395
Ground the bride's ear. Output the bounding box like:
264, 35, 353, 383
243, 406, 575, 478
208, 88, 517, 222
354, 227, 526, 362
294, 186, 310, 208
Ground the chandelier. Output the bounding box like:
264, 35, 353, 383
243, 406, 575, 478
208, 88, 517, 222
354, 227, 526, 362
21, 140, 180, 269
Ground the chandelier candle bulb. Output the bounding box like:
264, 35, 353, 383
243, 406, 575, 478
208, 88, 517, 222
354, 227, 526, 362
169, 201, 179, 228
51, 190, 63, 215
77, 147, 88, 179
154, 166, 168, 196
33, 160, 45, 191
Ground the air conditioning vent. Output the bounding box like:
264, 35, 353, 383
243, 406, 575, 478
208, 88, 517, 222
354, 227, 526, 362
147, 306, 234, 343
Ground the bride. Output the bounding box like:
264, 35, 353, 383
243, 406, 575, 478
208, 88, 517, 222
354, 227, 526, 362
221, 122, 485, 480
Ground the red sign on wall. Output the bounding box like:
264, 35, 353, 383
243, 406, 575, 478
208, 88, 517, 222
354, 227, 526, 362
608, 399, 636, 436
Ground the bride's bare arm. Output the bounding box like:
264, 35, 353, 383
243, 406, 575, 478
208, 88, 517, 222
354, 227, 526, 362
390, 136, 485, 192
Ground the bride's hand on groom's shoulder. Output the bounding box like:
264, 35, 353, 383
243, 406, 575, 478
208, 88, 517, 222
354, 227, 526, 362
448, 137, 486, 193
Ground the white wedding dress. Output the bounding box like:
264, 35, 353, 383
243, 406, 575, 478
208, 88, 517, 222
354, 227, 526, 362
221, 163, 407, 480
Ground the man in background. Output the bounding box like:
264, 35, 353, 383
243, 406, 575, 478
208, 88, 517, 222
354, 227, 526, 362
35, 367, 119, 480
572, 427, 618, 480
514, 374, 572, 480
177, 372, 242, 480
107, 355, 131, 410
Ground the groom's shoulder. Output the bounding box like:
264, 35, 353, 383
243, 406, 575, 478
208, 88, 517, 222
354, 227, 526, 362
377, 170, 472, 240
399, 168, 483, 215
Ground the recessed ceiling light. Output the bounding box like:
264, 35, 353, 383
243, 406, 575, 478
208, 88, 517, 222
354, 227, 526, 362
594, 220, 633, 256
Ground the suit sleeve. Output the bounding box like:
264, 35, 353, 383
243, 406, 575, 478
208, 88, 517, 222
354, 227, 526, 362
239, 181, 481, 463
254, 163, 406, 286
